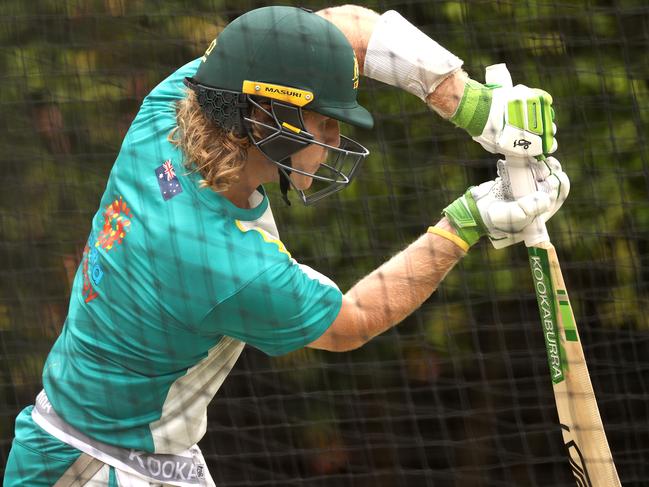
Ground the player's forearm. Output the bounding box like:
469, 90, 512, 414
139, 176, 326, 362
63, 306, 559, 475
330, 218, 466, 351
425, 70, 468, 118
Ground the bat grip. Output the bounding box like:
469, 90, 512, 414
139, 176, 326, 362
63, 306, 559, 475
505, 155, 549, 246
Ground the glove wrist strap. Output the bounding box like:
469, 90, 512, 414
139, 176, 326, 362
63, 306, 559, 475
449, 80, 493, 137
442, 189, 488, 247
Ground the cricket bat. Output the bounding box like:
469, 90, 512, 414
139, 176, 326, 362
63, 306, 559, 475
506, 154, 621, 487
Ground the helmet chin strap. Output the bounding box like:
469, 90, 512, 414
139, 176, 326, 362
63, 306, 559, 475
278, 158, 292, 206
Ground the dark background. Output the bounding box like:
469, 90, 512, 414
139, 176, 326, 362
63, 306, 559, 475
1, 0, 648, 485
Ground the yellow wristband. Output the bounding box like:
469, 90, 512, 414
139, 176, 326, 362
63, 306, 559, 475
427, 226, 470, 252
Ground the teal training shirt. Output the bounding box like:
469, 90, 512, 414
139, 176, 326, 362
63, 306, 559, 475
42, 59, 342, 454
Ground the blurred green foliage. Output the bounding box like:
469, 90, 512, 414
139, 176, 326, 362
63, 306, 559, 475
1, 0, 648, 484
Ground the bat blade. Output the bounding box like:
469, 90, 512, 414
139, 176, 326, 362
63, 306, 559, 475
528, 241, 620, 486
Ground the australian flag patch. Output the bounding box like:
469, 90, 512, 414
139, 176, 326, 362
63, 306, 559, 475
155, 159, 183, 201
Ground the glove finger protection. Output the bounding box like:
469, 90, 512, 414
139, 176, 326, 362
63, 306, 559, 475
496, 156, 569, 222
443, 157, 570, 249
484, 191, 551, 234
536, 156, 570, 223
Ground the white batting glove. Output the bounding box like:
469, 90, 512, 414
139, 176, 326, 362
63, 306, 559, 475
443, 157, 569, 249
450, 64, 558, 158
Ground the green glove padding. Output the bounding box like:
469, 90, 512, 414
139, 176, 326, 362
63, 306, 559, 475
449, 80, 494, 137
442, 189, 488, 248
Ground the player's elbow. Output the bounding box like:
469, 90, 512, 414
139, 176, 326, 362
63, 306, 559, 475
307, 327, 368, 353
327, 335, 367, 353
314, 337, 368, 353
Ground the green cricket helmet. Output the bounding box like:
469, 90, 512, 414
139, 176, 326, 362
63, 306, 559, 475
184, 6, 373, 205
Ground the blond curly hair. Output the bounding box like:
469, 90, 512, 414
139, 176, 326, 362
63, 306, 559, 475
168, 90, 251, 192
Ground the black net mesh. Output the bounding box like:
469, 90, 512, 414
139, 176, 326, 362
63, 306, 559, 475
1, 1, 648, 486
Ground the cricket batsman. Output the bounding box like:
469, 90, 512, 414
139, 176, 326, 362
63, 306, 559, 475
5, 5, 568, 485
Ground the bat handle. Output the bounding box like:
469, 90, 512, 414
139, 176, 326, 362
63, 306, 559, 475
505, 155, 549, 247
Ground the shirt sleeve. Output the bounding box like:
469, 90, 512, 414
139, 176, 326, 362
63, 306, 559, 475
202, 259, 343, 356
141, 58, 201, 110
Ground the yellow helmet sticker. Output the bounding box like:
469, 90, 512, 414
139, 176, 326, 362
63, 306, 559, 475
242, 80, 314, 107
201, 39, 217, 63
281, 122, 302, 134
352, 54, 359, 90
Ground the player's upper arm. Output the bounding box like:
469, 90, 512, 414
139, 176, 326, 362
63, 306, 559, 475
307, 294, 368, 352
202, 259, 343, 356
